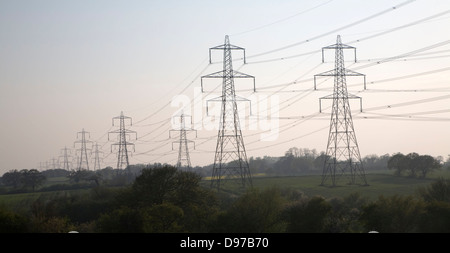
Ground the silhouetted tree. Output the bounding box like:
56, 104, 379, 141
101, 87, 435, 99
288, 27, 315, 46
283, 196, 332, 233
388, 153, 409, 176
105, 165, 218, 232
96, 206, 144, 233
211, 187, 286, 233
415, 155, 441, 178
0, 207, 29, 233
68, 170, 101, 186
141, 203, 184, 232
418, 201, 450, 233
324, 192, 368, 233
1, 169, 23, 189
418, 177, 450, 203
360, 195, 425, 233
388, 152, 441, 178
21, 169, 46, 192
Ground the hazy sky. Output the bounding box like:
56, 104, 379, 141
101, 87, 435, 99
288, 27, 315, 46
1, 0, 449, 175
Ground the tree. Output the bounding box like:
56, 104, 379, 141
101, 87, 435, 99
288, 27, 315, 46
418, 177, 450, 203
360, 195, 425, 233
283, 196, 332, 233
314, 152, 330, 171
21, 169, 46, 192
1, 170, 23, 189
96, 206, 144, 233
388, 153, 441, 178
131, 166, 179, 206
363, 154, 390, 171
141, 203, 184, 233
109, 165, 218, 232
388, 153, 408, 176
415, 155, 441, 178
41, 168, 70, 178
418, 201, 450, 233
68, 170, 101, 186
211, 187, 286, 233
2, 169, 46, 192
406, 152, 420, 177
324, 193, 368, 233
0, 207, 29, 233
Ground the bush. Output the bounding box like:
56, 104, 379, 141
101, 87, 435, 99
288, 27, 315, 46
0, 206, 29, 233
210, 187, 286, 233
418, 201, 450, 233
283, 196, 332, 233
360, 195, 425, 233
418, 177, 450, 203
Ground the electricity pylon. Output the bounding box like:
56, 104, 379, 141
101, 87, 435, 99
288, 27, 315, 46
38, 162, 47, 170
314, 35, 368, 187
74, 128, 92, 171
59, 146, 72, 170
50, 157, 59, 170
202, 35, 255, 191
91, 143, 103, 171
169, 111, 197, 170
108, 111, 137, 173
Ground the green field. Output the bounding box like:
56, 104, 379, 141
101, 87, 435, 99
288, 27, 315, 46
0, 190, 76, 214
251, 173, 436, 201
1, 170, 449, 213
204, 170, 450, 201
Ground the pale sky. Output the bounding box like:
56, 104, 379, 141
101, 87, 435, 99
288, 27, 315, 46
1, 0, 449, 175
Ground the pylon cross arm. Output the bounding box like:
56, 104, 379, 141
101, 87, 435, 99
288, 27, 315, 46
201, 70, 255, 92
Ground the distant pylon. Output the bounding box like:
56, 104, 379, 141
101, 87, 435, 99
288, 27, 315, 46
50, 157, 59, 170
38, 162, 47, 170
74, 128, 92, 171
91, 143, 103, 170
169, 111, 197, 170
202, 35, 256, 191
314, 35, 368, 187
108, 111, 137, 172
59, 146, 72, 170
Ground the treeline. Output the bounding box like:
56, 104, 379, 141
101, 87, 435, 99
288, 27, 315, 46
190, 147, 394, 177
1, 148, 447, 194
1, 169, 46, 193
388, 152, 442, 178
1, 165, 450, 233
0, 166, 147, 194
248, 148, 447, 177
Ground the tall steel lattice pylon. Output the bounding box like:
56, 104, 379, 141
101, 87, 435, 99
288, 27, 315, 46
314, 35, 368, 187
92, 143, 103, 170
74, 128, 92, 171
202, 35, 256, 191
108, 111, 137, 172
169, 111, 197, 170
59, 146, 72, 170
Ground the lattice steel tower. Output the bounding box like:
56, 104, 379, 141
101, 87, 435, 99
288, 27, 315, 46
202, 35, 256, 191
314, 35, 368, 187
59, 146, 72, 170
108, 111, 137, 172
92, 143, 103, 170
50, 158, 58, 170
74, 128, 92, 171
170, 111, 197, 170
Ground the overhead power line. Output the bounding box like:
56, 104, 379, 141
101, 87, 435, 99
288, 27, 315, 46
246, 0, 416, 59
230, 0, 335, 37
246, 8, 450, 64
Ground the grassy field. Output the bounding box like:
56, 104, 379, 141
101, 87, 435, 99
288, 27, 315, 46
206, 169, 450, 201
251, 173, 435, 201
0, 190, 80, 214
1, 169, 449, 213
